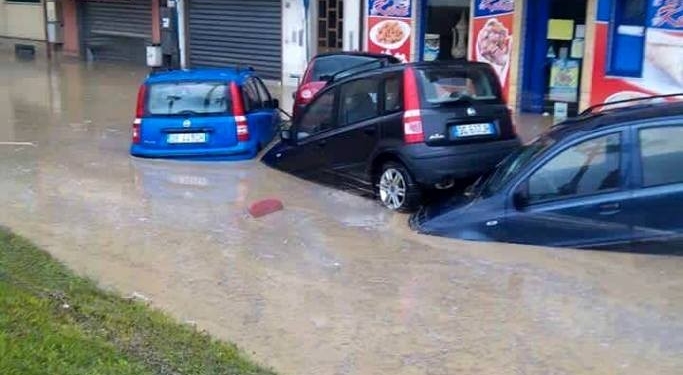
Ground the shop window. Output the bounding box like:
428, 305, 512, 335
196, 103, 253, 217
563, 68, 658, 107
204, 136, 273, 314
607, 0, 647, 77
317, 0, 344, 53
423, 0, 471, 61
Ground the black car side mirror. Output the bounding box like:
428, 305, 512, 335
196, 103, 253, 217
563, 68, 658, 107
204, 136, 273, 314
513, 183, 530, 209
272, 98, 280, 108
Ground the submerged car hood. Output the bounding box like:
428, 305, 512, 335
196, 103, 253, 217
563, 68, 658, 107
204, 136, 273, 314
410, 193, 475, 233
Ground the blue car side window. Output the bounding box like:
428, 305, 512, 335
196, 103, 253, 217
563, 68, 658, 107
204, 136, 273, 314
243, 79, 261, 112
527, 133, 622, 203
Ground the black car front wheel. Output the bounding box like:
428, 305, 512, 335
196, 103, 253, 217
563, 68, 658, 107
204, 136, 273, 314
378, 162, 421, 212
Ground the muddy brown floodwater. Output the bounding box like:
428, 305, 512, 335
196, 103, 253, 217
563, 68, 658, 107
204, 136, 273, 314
1, 55, 683, 375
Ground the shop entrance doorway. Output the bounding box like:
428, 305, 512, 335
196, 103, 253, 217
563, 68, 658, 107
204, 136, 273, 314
520, 0, 588, 116
421, 0, 471, 61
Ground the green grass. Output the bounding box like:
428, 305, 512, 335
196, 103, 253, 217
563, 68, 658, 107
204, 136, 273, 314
0, 228, 276, 375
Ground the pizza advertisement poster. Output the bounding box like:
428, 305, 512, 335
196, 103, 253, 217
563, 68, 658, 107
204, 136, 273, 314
366, 0, 413, 63
469, 0, 516, 101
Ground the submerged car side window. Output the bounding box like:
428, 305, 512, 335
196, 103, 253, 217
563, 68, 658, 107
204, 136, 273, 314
639, 125, 683, 187
339, 78, 380, 125
297, 89, 336, 140
527, 133, 622, 203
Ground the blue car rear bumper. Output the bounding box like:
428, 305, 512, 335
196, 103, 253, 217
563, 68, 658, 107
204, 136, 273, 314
130, 140, 260, 161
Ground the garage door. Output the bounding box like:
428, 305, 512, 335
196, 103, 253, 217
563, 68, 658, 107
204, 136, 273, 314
188, 0, 282, 80
81, 0, 152, 64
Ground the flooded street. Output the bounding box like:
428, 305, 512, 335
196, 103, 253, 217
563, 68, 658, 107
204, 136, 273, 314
1, 55, 683, 375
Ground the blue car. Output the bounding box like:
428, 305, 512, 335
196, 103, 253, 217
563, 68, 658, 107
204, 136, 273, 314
411, 96, 683, 253
130, 68, 281, 160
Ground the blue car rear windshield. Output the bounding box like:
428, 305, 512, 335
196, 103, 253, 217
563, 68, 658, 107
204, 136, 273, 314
147, 81, 230, 116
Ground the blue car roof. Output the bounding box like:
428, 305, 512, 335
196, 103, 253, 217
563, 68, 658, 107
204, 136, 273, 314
144, 68, 254, 85
549, 100, 683, 139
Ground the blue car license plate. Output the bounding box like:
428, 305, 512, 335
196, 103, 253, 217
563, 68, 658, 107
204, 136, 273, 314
450, 123, 495, 138
167, 133, 208, 144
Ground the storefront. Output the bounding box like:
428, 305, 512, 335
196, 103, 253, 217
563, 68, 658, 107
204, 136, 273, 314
587, 0, 683, 107
187, 0, 282, 80
517, 0, 589, 116
364, 0, 519, 101
420, 0, 471, 62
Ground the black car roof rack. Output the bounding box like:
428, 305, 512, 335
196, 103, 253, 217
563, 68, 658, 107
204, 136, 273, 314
580, 93, 683, 116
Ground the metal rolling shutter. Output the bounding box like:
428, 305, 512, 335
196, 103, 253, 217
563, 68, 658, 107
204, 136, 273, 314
188, 0, 282, 80
81, 0, 152, 64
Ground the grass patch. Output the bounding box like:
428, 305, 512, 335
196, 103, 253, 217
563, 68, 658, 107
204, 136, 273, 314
0, 228, 276, 375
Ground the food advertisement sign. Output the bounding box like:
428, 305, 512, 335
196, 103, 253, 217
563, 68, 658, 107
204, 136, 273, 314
470, 0, 515, 101
366, 0, 413, 63
589, 0, 683, 107
549, 59, 580, 103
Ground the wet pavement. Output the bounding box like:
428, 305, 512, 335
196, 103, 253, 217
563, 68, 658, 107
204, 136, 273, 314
1, 54, 683, 375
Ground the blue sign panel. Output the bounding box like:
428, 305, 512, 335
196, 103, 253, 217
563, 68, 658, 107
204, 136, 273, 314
368, 0, 412, 18
649, 0, 683, 30
473, 0, 515, 18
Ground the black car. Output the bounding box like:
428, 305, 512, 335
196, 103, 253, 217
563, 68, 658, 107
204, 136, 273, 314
411, 95, 683, 252
263, 61, 521, 211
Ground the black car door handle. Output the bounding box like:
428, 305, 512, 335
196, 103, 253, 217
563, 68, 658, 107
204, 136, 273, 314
598, 202, 621, 215
317, 140, 327, 148
363, 128, 376, 136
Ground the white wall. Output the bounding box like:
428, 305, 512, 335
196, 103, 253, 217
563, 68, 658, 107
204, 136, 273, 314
281, 0, 309, 87
0, 2, 46, 41
343, 0, 362, 51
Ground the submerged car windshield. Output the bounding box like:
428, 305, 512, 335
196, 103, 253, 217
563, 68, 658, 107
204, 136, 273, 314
147, 81, 230, 115
418, 67, 499, 104
480, 136, 556, 197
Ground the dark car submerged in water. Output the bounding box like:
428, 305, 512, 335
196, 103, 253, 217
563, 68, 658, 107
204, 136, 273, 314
411, 96, 683, 253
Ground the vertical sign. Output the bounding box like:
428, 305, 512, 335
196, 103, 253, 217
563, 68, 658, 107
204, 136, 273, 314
469, 0, 515, 100
366, 0, 413, 63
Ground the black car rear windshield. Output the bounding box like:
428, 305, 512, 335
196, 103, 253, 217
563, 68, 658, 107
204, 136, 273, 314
310, 55, 389, 81
417, 67, 499, 104
147, 81, 230, 116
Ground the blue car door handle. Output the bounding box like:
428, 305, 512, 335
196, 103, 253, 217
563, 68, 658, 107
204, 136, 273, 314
598, 201, 621, 215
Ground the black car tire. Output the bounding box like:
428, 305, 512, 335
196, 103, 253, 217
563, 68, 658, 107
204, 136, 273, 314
378, 162, 421, 212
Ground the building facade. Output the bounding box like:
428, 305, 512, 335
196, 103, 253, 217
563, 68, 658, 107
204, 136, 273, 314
357, 0, 682, 115
20, 0, 681, 114
0, 0, 47, 54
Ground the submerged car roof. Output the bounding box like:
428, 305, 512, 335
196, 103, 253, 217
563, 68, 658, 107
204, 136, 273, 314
144, 68, 255, 85
548, 100, 683, 140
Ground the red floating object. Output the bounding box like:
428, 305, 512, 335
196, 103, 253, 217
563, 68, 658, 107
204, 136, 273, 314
248, 199, 284, 218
